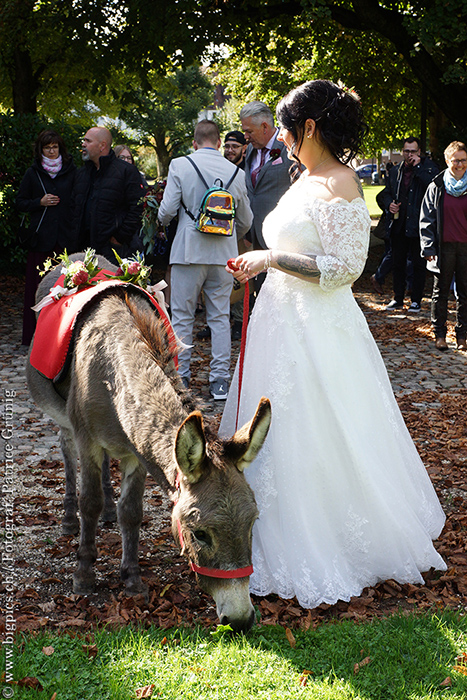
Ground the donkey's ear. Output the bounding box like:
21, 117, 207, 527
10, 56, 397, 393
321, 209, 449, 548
175, 411, 206, 483
226, 397, 271, 472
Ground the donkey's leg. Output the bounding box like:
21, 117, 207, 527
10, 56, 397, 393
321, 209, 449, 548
101, 453, 117, 523
73, 446, 104, 595
118, 457, 147, 597
60, 428, 80, 536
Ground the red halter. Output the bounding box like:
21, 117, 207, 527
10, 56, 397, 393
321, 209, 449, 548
174, 472, 253, 579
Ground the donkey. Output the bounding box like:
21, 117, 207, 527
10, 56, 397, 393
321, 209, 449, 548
26, 254, 271, 631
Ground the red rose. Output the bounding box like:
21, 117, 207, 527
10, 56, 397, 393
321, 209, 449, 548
127, 262, 141, 275
71, 269, 89, 286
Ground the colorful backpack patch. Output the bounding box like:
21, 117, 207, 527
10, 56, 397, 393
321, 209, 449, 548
182, 156, 239, 237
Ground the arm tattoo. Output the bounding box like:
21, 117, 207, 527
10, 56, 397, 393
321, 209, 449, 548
352, 172, 364, 198
275, 252, 321, 278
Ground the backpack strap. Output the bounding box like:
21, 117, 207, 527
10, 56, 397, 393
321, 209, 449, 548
225, 167, 239, 189
181, 156, 239, 220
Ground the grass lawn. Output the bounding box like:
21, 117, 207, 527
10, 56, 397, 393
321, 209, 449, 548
363, 185, 384, 218
5, 611, 467, 699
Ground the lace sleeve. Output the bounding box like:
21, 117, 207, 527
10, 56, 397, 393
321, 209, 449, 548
311, 198, 371, 291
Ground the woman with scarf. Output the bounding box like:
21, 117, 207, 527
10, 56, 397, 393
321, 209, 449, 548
420, 141, 467, 351
16, 129, 77, 345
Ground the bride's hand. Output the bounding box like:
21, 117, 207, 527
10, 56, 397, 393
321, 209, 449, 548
226, 251, 270, 282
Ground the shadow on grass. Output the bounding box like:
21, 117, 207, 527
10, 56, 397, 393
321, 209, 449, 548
6, 610, 467, 699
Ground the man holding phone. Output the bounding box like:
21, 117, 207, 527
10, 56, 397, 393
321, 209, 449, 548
382, 137, 439, 312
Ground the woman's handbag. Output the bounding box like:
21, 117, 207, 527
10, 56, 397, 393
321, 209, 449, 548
17, 173, 48, 248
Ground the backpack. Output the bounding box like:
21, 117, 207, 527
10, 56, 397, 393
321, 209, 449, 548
182, 156, 239, 237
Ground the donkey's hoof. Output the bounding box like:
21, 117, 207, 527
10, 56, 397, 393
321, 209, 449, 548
62, 514, 80, 536
73, 573, 95, 596
125, 580, 148, 601
101, 503, 117, 523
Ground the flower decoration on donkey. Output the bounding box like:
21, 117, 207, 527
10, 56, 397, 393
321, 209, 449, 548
33, 248, 157, 312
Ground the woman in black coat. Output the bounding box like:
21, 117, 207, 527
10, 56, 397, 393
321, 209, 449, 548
16, 129, 77, 345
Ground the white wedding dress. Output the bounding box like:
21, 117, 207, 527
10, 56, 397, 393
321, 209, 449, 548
220, 175, 446, 609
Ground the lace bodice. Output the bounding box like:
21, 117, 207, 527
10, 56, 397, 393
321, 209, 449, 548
263, 176, 371, 291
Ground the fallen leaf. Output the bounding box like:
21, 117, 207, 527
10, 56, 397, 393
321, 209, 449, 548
285, 627, 296, 648
299, 670, 312, 687
18, 677, 44, 691
354, 657, 371, 674
82, 644, 98, 658
42, 646, 54, 656
440, 677, 452, 687
135, 684, 155, 698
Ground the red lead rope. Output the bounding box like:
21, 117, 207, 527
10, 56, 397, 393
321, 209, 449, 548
227, 259, 249, 430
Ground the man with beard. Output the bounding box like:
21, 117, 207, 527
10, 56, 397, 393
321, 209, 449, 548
72, 127, 144, 264
223, 131, 247, 169
382, 137, 439, 312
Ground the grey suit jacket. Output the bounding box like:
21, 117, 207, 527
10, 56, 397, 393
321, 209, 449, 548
244, 137, 291, 249
158, 148, 253, 265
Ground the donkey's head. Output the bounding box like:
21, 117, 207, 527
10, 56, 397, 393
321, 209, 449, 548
172, 397, 271, 632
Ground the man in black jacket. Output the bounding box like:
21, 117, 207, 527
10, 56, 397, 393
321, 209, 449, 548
381, 137, 439, 312
72, 127, 144, 264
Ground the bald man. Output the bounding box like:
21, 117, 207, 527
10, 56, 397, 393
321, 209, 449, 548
71, 126, 144, 263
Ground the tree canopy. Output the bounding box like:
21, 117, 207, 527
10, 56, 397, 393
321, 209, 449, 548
1, 0, 466, 152
119, 66, 213, 176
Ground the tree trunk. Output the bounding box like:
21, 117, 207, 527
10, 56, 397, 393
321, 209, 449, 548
153, 131, 171, 178
12, 47, 38, 115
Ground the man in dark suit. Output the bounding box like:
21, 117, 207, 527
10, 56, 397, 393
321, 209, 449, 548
240, 101, 291, 291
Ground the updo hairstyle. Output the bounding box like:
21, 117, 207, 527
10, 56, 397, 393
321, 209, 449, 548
276, 80, 367, 166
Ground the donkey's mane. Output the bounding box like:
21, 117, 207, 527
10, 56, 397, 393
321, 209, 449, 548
125, 293, 176, 369
124, 292, 206, 418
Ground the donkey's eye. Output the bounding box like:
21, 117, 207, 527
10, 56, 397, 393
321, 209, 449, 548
193, 530, 212, 546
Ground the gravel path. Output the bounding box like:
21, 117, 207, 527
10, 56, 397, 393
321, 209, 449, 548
2, 261, 467, 625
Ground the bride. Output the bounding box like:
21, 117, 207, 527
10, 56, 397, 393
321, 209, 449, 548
220, 80, 446, 609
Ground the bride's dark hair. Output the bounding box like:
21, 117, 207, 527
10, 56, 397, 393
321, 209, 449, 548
276, 80, 367, 167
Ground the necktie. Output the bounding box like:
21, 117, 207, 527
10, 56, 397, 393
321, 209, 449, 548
251, 147, 268, 187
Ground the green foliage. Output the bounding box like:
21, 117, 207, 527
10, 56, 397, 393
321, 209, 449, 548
5, 611, 467, 699
0, 113, 82, 265
119, 66, 214, 177
212, 20, 422, 156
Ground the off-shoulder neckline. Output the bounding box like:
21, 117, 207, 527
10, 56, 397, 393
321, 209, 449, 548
296, 176, 367, 207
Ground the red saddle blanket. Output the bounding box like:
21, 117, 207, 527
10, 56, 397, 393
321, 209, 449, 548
30, 274, 176, 382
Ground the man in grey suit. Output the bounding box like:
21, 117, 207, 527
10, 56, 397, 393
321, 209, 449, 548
241, 101, 291, 259
158, 120, 253, 400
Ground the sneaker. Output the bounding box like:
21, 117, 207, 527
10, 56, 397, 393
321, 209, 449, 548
210, 379, 229, 400
385, 300, 403, 310
408, 302, 421, 312
180, 376, 190, 389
